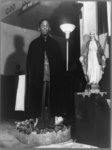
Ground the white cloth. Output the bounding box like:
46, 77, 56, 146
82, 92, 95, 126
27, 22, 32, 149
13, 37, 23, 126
15, 75, 26, 111
87, 40, 102, 84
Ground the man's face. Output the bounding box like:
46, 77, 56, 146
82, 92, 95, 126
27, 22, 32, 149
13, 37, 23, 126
40, 20, 50, 36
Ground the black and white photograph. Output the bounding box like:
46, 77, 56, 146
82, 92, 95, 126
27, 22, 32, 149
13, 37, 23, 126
0, 0, 111, 149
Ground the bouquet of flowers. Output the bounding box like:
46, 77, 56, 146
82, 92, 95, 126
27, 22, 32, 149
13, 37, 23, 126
15, 116, 67, 135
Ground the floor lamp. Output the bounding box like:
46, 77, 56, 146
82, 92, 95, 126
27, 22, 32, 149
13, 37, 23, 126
60, 23, 75, 71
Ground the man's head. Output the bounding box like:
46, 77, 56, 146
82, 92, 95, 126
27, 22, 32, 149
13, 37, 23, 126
89, 31, 96, 40
38, 19, 51, 36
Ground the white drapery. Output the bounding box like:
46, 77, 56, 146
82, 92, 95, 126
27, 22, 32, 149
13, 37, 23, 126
15, 75, 26, 111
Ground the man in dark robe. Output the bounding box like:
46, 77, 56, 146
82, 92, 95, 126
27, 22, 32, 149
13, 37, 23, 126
25, 19, 66, 119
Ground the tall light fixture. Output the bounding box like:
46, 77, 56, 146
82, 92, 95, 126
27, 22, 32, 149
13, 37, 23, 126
60, 23, 76, 71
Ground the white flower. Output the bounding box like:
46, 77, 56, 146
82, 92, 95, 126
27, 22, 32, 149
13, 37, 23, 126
34, 118, 38, 127
55, 116, 63, 125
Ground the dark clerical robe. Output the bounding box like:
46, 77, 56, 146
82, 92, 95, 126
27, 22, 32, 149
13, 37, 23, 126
25, 35, 68, 119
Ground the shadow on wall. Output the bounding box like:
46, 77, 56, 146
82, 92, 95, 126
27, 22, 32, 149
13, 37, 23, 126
4, 35, 27, 75
1, 35, 27, 121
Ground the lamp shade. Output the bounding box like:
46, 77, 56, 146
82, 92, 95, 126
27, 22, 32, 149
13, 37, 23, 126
60, 23, 75, 33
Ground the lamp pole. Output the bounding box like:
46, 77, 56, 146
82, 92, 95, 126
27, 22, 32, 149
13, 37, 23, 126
65, 32, 70, 71
66, 38, 69, 71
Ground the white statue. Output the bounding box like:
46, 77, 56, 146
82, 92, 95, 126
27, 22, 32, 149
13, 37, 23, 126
79, 32, 106, 93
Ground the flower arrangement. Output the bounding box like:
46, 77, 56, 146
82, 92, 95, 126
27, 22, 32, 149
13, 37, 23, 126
15, 116, 67, 135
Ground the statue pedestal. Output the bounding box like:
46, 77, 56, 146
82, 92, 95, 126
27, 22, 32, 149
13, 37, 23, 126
91, 84, 100, 93
85, 83, 100, 94
74, 92, 110, 147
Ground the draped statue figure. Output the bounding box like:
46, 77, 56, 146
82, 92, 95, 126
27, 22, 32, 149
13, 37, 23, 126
79, 32, 106, 93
